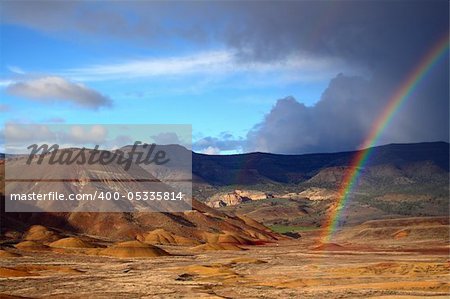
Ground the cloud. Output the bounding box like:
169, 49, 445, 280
193, 133, 245, 153
68, 51, 231, 80
62, 50, 351, 82
4, 123, 108, 145
151, 132, 182, 145
5, 76, 112, 109
0, 80, 14, 87
202, 146, 221, 155
7, 66, 25, 74
2, 2, 447, 69
0, 1, 211, 46
246, 73, 449, 154
3, 124, 127, 153
4, 123, 54, 143
68, 125, 108, 144
2, 1, 448, 153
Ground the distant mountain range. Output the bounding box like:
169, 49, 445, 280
2, 141, 448, 195
192, 141, 449, 187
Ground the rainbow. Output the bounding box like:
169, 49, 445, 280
320, 34, 449, 244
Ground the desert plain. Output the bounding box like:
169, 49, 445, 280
1, 216, 448, 299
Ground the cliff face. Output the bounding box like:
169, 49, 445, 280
280, 187, 339, 201
207, 190, 269, 208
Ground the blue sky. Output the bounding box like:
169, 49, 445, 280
0, 1, 448, 154
0, 22, 343, 153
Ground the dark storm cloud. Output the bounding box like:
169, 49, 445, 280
2, 0, 448, 153
0, 1, 215, 47
2, 1, 446, 67
238, 1, 449, 153
246, 72, 449, 154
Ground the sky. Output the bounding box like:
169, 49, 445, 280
0, 0, 448, 155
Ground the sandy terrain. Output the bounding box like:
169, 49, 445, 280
1, 228, 448, 299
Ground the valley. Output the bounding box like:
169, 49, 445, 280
199, 142, 449, 232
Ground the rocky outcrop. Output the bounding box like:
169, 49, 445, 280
207, 189, 269, 207
280, 187, 339, 201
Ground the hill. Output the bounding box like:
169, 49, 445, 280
0, 147, 281, 248
192, 141, 448, 187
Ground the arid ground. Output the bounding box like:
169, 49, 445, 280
1, 217, 448, 299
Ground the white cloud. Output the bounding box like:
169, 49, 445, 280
64, 50, 355, 83
7, 65, 26, 74
69, 125, 108, 143
0, 80, 14, 87
4, 124, 111, 153
67, 51, 231, 80
193, 133, 244, 154
202, 146, 221, 155
5, 124, 54, 143
5, 76, 112, 109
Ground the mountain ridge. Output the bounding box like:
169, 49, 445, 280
192, 141, 449, 187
